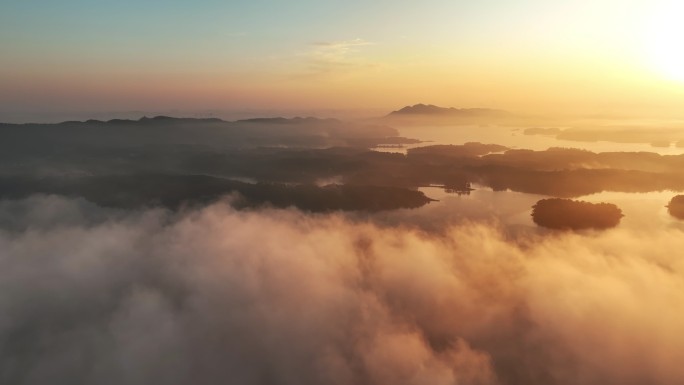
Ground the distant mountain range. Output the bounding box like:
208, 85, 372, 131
386, 104, 511, 118
0, 115, 418, 150
43, 115, 334, 126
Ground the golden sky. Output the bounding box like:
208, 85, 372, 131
2, 0, 684, 120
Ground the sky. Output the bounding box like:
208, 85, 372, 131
2, 0, 684, 121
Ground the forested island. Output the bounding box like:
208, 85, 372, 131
531, 199, 623, 230
667, 195, 684, 219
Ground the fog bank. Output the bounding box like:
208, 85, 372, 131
1, 196, 683, 385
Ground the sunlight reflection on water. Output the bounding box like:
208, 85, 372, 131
375, 121, 684, 231
416, 185, 684, 231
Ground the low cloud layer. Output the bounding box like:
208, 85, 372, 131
1, 196, 684, 385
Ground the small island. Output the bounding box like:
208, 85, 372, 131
531, 198, 623, 230
667, 195, 684, 219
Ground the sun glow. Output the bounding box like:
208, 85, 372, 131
644, 1, 684, 82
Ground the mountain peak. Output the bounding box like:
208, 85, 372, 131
392, 104, 447, 115
388, 104, 510, 117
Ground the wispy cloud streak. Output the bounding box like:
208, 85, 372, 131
297, 38, 375, 78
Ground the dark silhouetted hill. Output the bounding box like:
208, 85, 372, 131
0, 116, 416, 152
388, 104, 511, 118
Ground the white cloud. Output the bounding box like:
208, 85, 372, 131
2, 196, 684, 384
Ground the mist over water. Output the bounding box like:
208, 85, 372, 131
412, 186, 684, 232
2, 196, 684, 385
384, 123, 684, 155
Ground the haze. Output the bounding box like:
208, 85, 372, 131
3, 2, 684, 385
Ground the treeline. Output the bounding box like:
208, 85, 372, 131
531, 199, 623, 230
0, 175, 433, 212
